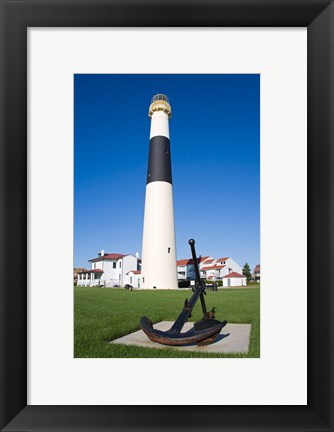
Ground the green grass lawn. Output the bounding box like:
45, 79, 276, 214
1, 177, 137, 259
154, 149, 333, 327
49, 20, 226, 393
74, 287, 260, 358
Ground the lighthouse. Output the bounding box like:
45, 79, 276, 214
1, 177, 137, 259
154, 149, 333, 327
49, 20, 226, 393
141, 94, 178, 289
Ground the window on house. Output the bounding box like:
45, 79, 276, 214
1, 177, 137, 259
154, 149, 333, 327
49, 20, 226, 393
113, 262, 116, 269
119, 261, 122, 268
168, 247, 171, 253
130, 277, 132, 284
143, 277, 145, 283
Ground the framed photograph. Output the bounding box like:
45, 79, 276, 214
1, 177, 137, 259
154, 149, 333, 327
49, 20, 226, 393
73, 73, 260, 359
1, 1, 333, 431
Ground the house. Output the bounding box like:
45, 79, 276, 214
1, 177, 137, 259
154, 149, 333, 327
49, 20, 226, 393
177, 254, 244, 287
253, 264, 260, 283
73, 267, 88, 285
200, 264, 226, 280
125, 270, 141, 288
77, 249, 139, 287
222, 272, 247, 287
177, 256, 213, 280
200, 257, 243, 283
216, 257, 242, 274
77, 268, 104, 287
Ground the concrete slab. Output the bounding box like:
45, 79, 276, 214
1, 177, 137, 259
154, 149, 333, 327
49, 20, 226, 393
110, 321, 251, 354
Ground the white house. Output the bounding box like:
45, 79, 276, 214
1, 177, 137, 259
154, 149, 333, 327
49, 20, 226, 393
253, 264, 260, 282
77, 268, 104, 287
77, 250, 139, 287
177, 255, 243, 286
125, 270, 141, 288
177, 256, 213, 280
200, 264, 226, 280
216, 257, 243, 275
222, 272, 247, 287
199, 256, 245, 287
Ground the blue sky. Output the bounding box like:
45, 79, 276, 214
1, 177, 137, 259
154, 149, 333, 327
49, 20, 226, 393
74, 74, 260, 271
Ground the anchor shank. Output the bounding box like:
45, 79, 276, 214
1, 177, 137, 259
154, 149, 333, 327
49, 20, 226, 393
189, 239, 207, 316
170, 281, 206, 332
199, 292, 207, 316
189, 239, 201, 285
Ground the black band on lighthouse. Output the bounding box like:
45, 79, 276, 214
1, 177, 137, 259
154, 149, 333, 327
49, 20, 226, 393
146, 135, 172, 184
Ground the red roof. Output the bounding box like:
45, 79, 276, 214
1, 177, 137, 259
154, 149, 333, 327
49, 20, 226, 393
204, 259, 214, 264
217, 257, 229, 262
223, 272, 245, 278
80, 269, 103, 274
199, 256, 210, 263
254, 264, 260, 271
127, 270, 141, 275
177, 259, 191, 266
89, 253, 125, 262
201, 265, 225, 271
177, 256, 210, 267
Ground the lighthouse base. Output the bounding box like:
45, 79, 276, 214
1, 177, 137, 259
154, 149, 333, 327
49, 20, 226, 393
141, 182, 178, 290
140, 286, 179, 290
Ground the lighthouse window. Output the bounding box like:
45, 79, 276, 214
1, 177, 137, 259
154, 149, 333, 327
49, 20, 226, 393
168, 247, 171, 253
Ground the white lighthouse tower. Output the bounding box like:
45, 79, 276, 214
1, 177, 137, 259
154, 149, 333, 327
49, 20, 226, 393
141, 94, 178, 289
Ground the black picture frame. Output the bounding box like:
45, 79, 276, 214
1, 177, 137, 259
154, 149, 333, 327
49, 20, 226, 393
1, 1, 333, 431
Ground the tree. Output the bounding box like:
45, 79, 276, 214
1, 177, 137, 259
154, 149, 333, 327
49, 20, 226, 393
242, 263, 252, 283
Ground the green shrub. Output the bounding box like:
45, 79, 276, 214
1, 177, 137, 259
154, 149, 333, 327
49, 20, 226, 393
178, 280, 191, 288
204, 280, 222, 287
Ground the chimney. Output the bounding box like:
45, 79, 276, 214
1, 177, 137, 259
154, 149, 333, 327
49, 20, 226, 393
101, 249, 105, 257
136, 252, 140, 259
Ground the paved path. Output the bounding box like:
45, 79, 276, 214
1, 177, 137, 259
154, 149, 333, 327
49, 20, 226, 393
110, 321, 251, 354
